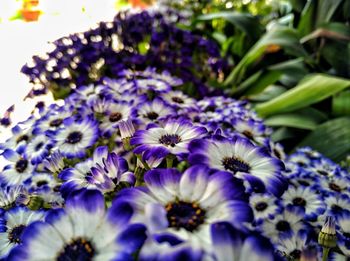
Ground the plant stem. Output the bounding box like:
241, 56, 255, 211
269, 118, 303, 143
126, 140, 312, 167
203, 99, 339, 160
136, 154, 150, 170
322, 247, 330, 261
134, 167, 146, 187
166, 155, 174, 168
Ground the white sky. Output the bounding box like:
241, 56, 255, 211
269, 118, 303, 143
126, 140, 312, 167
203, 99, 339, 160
0, 0, 123, 125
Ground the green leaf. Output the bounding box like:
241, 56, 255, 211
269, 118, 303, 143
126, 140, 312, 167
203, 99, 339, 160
264, 112, 320, 130
333, 90, 350, 116
315, 0, 343, 27
196, 12, 263, 39
224, 27, 306, 87
255, 74, 350, 117
297, 117, 350, 161
249, 85, 287, 102
242, 70, 282, 95
241, 58, 308, 95
271, 127, 297, 142
321, 42, 350, 77
297, 0, 317, 37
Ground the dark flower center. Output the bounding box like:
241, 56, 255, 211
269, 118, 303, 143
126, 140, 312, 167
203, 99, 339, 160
171, 97, 184, 104
290, 250, 301, 259
292, 197, 306, 207
222, 157, 250, 174
146, 111, 159, 120
329, 183, 342, 192
297, 180, 310, 186
66, 131, 83, 144
204, 105, 216, 112
166, 201, 206, 232
37, 180, 48, 187
273, 148, 282, 159
276, 220, 291, 232
57, 238, 95, 261
159, 134, 181, 147
35, 142, 44, 151
109, 112, 122, 122
16, 135, 29, 144
50, 118, 63, 127
343, 232, 350, 239
255, 202, 268, 211
242, 130, 254, 139
317, 170, 329, 176
8, 225, 26, 244
331, 204, 343, 213
15, 159, 28, 173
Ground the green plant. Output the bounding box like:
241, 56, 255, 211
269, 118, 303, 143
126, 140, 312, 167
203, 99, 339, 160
184, 0, 350, 161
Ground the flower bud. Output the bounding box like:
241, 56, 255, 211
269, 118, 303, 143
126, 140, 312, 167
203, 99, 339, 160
119, 119, 135, 139
119, 119, 135, 151
318, 216, 337, 248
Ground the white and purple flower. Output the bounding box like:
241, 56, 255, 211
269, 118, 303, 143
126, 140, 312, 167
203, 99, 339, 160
189, 136, 287, 196
8, 189, 146, 261
50, 117, 99, 159
116, 166, 252, 248
131, 120, 207, 163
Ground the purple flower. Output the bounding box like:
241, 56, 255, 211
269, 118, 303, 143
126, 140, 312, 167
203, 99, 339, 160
115, 166, 252, 246
131, 120, 207, 163
50, 117, 99, 159
189, 136, 287, 196
8, 189, 146, 260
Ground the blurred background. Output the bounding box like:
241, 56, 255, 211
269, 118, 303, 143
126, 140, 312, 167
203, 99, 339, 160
0, 0, 149, 123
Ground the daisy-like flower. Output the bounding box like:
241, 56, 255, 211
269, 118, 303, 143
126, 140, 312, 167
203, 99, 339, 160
337, 212, 350, 256
161, 91, 197, 110
0, 118, 35, 151
136, 78, 171, 93
42, 150, 65, 174
297, 147, 323, 161
324, 195, 350, 219
135, 98, 175, 123
276, 230, 314, 260
263, 139, 286, 161
24, 134, 53, 165
131, 119, 207, 162
99, 101, 133, 137
59, 146, 134, 194
116, 166, 252, 247
32, 105, 72, 133
320, 175, 350, 197
208, 221, 278, 261
0, 207, 45, 258
119, 68, 183, 87
23, 173, 58, 193
51, 117, 99, 159
287, 151, 312, 168
249, 193, 282, 224
188, 136, 286, 196
0, 186, 24, 210
286, 169, 320, 189
139, 221, 277, 261
8, 189, 146, 260
282, 186, 326, 221
308, 158, 339, 178
260, 207, 306, 240
231, 118, 267, 143
0, 149, 34, 186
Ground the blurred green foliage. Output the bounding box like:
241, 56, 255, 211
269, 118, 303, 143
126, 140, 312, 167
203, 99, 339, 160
172, 0, 350, 161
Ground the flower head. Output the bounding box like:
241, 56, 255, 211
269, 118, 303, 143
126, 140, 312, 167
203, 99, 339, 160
189, 136, 286, 196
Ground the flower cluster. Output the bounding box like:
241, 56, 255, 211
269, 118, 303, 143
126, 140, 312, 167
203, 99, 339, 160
0, 66, 287, 259
21, 11, 227, 99
2, 8, 350, 261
